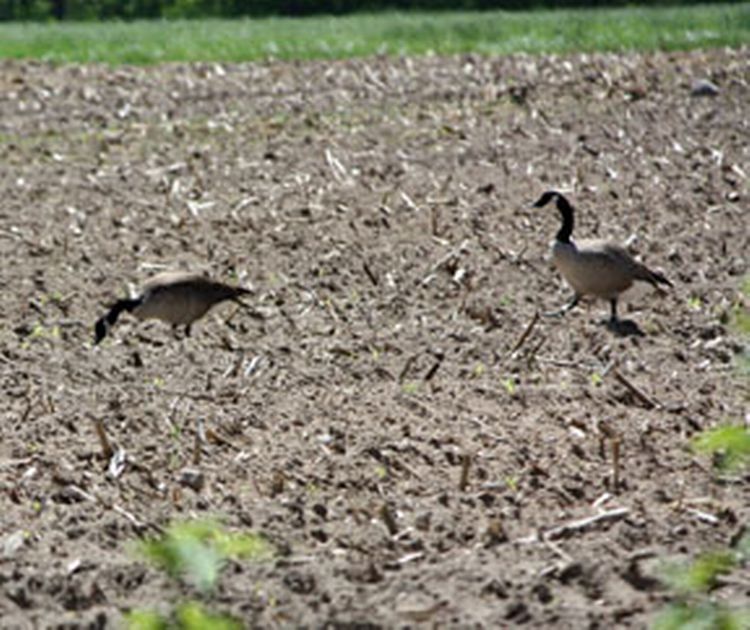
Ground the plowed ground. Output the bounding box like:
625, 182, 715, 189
0, 48, 748, 628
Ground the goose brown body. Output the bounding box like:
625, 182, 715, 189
94, 271, 251, 344
552, 239, 664, 299
533, 191, 672, 322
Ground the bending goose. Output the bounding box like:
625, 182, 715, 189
532, 191, 672, 324
94, 271, 252, 344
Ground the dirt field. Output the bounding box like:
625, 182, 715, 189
0, 47, 748, 628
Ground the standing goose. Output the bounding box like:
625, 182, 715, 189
532, 191, 672, 324
94, 271, 252, 344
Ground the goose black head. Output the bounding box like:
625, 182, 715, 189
531, 190, 561, 208
532, 191, 575, 243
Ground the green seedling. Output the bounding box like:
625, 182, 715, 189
654, 601, 750, 630
590, 372, 603, 387
731, 290, 750, 335
402, 382, 419, 395
29, 322, 46, 339
136, 520, 272, 592
691, 425, 750, 472
660, 550, 737, 596
502, 378, 516, 396
125, 609, 166, 630
687, 295, 702, 311
175, 601, 241, 630
126, 601, 241, 630
472, 363, 485, 378
653, 535, 750, 630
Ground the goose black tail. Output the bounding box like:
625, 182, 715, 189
94, 298, 141, 344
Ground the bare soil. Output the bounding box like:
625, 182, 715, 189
0, 47, 748, 628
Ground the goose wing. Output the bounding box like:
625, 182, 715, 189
577, 240, 671, 291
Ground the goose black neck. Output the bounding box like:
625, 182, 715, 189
94, 297, 142, 344
555, 195, 575, 244
109, 298, 142, 322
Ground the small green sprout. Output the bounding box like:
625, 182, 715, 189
687, 295, 702, 311
29, 323, 46, 339
590, 372, 603, 386
692, 425, 750, 471
402, 382, 419, 395
502, 378, 516, 395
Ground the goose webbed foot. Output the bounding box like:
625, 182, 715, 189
605, 299, 644, 337
606, 318, 645, 337
543, 294, 579, 318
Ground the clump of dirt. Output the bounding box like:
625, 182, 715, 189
0, 47, 748, 627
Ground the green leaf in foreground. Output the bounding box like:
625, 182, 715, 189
137, 520, 272, 591
176, 601, 242, 630
731, 275, 750, 334
653, 601, 750, 630
125, 602, 241, 630
660, 551, 737, 595
124, 609, 168, 630
691, 425, 750, 471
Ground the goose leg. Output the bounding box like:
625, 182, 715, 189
609, 298, 619, 324
544, 293, 579, 318
184, 324, 192, 338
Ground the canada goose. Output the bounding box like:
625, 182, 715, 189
532, 191, 672, 324
94, 271, 251, 344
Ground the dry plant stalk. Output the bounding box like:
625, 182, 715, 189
611, 438, 621, 492
459, 452, 472, 491
508, 311, 540, 358
612, 369, 662, 409
380, 503, 399, 536
544, 507, 630, 541
92, 418, 114, 460
424, 353, 444, 382
193, 417, 206, 465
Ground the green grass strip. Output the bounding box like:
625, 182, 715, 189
0, 4, 747, 64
